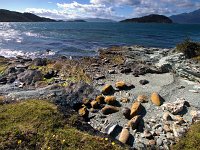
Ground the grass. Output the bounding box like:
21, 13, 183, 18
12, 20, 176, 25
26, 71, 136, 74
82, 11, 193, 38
173, 121, 200, 150
0, 100, 124, 150
176, 39, 200, 59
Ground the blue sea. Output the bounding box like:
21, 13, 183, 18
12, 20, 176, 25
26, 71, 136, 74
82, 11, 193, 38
0, 22, 200, 58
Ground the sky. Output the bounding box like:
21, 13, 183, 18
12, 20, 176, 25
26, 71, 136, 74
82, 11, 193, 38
0, 0, 200, 20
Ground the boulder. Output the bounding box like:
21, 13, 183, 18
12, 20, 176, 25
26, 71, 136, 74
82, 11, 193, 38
102, 84, 114, 95
115, 81, 127, 89
91, 100, 99, 109
118, 128, 130, 144
130, 101, 141, 118
105, 96, 116, 105
162, 98, 188, 114
151, 92, 162, 106
95, 95, 105, 104
101, 106, 119, 115
127, 115, 141, 130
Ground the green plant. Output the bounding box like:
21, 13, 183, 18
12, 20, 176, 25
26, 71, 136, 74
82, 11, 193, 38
176, 39, 200, 59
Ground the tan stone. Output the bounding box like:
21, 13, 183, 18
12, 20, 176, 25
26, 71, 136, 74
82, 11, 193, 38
115, 81, 127, 89
102, 84, 114, 95
105, 96, 116, 105
101, 106, 119, 115
95, 95, 105, 104
127, 115, 141, 129
137, 95, 148, 103
118, 128, 130, 144
151, 92, 161, 106
91, 100, 99, 109
130, 101, 141, 118
78, 107, 89, 118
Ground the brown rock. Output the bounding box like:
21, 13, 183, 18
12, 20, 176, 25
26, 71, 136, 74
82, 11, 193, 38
120, 97, 130, 103
151, 92, 161, 106
102, 84, 114, 95
105, 96, 116, 105
118, 128, 130, 144
101, 105, 119, 115
96, 95, 105, 104
115, 81, 127, 89
78, 107, 89, 118
130, 101, 141, 118
122, 107, 131, 119
127, 115, 141, 129
82, 98, 90, 106
137, 95, 148, 103
91, 100, 99, 109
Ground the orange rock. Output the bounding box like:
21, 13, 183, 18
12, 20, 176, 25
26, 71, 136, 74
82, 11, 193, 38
127, 115, 141, 129
137, 95, 148, 103
101, 106, 119, 115
91, 100, 99, 109
78, 107, 89, 118
102, 84, 114, 95
105, 96, 116, 105
151, 92, 161, 106
130, 101, 141, 118
115, 81, 127, 89
118, 128, 130, 144
96, 95, 105, 104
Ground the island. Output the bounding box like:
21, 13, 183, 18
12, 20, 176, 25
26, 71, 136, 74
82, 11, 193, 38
120, 14, 173, 23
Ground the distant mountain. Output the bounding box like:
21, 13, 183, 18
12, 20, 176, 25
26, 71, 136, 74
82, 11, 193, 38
66, 19, 86, 22
0, 9, 56, 22
170, 9, 200, 24
85, 18, 115, 22
120, 14, 173, 23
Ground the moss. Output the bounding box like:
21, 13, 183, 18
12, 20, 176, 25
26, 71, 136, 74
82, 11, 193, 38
0, 100, 124, 150
176, 39, 200, 59
173, 121, 200, 150
0, 57, 9, 75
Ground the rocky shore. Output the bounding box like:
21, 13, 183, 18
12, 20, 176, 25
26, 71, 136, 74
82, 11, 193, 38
0, 45, 199, 149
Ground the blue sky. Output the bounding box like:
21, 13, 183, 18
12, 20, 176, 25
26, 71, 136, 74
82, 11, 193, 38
1, 0, 200, 20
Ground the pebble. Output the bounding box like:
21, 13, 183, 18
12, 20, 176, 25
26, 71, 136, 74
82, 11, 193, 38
127, 115, 141, 130
115, 81, 127, 89
130, 101, 141, 118
151, 92, 162, 106
163, 124, 171, 132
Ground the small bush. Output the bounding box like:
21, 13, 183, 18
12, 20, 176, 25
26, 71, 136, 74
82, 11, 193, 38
176, 39, 200, 59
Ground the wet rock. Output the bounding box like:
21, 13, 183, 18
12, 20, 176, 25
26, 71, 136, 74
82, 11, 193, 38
101, 105, 119, 115
122, 107, 131, 119
120, 97, 130, 103
91, 100, 99, 109
115, 81, 127, 89
119, 128, 130, 144
33, 58, 47, 66
139, 80, 149, 85
102, 84, 114, 95
137, 95, 148, 103
163, 112, 173, 121
95, 95, 105, 104
162, 98, 188, 114
120, 68, 132, 74
127, 115, 141, 130
17, 70, 43, 85
151, 92, 162, 106
130, 101, 141, 118
78, 107, 89, 118
104, 96, 116, 105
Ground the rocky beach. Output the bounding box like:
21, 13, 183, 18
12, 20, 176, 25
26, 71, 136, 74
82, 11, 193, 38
0, 44, 200, 149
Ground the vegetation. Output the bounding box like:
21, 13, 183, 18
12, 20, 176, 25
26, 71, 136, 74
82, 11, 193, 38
173, 121, 200, 150
0, 100, 124, 150
176, 39, 200, 59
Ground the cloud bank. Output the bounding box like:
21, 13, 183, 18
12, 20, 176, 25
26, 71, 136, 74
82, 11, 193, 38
25, 0, 200, 20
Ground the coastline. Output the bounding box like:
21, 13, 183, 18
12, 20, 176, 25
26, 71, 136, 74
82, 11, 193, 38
0, 45, 200, 149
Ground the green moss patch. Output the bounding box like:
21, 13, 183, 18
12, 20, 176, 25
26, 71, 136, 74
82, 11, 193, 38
0, 100, 124, 150
173, 121, 200, 150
